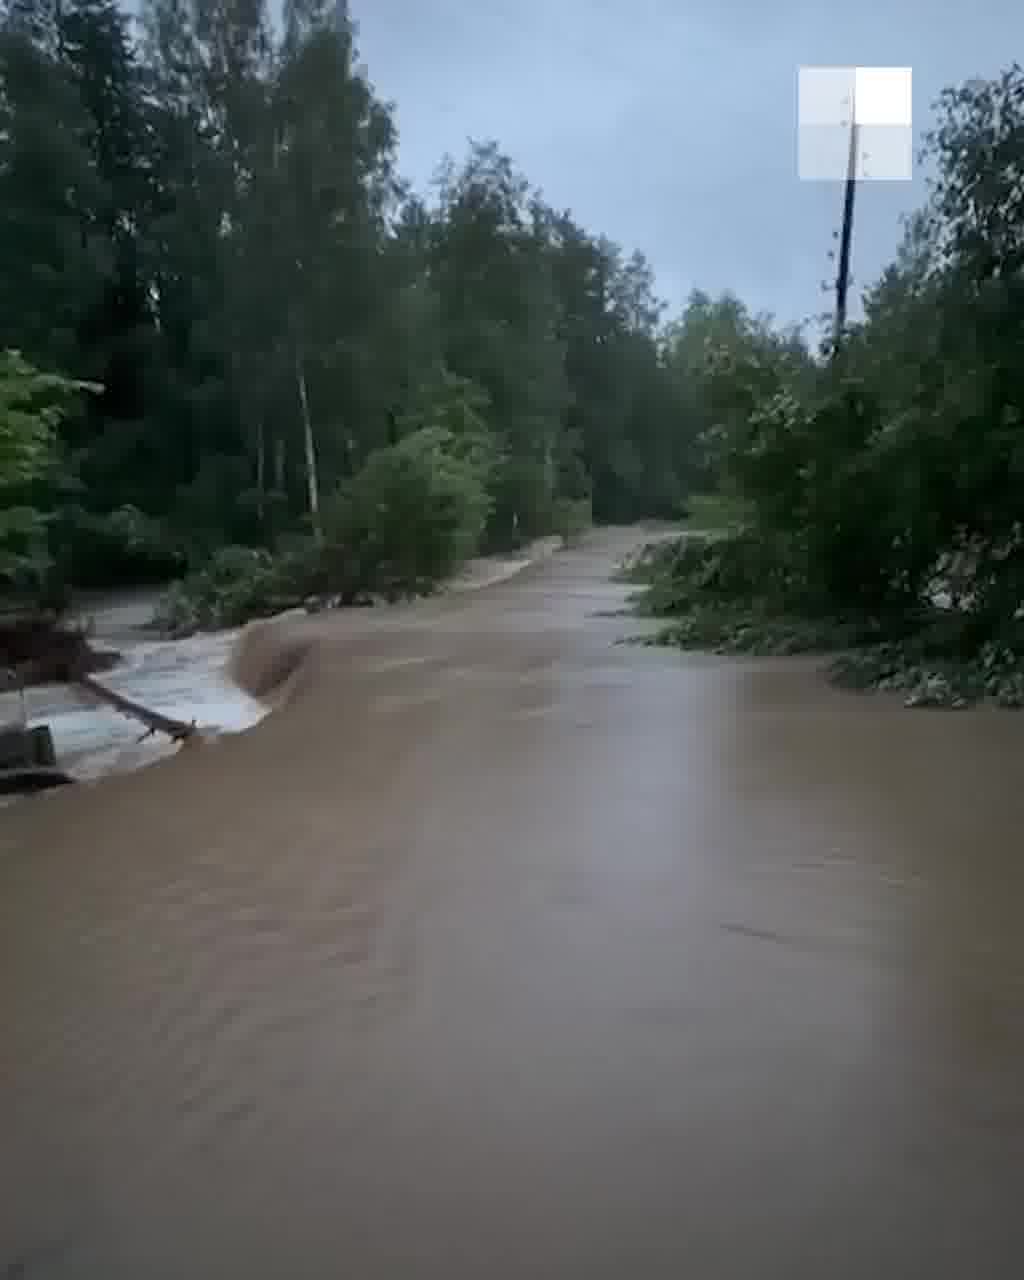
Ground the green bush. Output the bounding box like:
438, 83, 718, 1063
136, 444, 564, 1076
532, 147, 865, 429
681, 492, 751, 534
320, 426, 492, 601
0, 349, 99, 593
491, 456, 556, 548
273, 534, 330, 599
153, 545, 297, 634
624, 530, 807, 616
156, 426, 498, 634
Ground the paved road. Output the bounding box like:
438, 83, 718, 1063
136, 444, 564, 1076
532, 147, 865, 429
2, 528, 1023, 1277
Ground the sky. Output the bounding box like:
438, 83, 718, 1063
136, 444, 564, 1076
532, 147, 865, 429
351, 0, 1023, 331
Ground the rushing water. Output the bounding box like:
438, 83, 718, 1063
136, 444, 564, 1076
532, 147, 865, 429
0, 594, 268, 788
2, 533, 1023, 1278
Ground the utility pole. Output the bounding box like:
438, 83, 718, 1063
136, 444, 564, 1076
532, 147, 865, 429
832, 89, 859, 357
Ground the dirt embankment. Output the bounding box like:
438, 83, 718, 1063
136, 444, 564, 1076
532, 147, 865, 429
0, 615, 119, 689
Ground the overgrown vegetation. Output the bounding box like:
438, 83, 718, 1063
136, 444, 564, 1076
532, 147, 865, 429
627, 65, 1024, 708
0, 349, 99, 597
0, 0, 709, 633
678, 493, 751, 536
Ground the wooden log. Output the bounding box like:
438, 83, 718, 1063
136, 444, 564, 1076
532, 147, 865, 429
75, 673, 197, 742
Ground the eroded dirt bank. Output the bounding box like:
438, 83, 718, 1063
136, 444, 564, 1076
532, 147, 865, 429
2, 528, 1024, 1277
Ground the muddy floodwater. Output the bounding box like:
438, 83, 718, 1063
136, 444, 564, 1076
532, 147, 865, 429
2, 528, 1023, 1277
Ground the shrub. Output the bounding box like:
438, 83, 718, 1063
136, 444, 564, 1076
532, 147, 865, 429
153, 546, 294, 634
320, 426, 492, 601
624, 530, 806, 616
153, 427, 495, 633
0, 349, 99, 593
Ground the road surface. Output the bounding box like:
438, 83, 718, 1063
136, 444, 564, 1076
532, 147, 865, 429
2, 528, 1023, 1277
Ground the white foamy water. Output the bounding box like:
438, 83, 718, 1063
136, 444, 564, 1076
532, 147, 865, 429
1, 542, 563, 794
1, 613, 267, 786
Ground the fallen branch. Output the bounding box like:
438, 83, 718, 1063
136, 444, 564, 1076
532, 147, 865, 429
75, 673, 197, 743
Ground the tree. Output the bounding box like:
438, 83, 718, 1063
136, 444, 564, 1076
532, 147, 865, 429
0, 349, 97, 587
0, 1, 107, 372
266, 0, 398, 534
427, 143, 568, 546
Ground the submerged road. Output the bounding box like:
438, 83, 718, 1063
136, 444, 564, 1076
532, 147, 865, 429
2, 528, 1023, 1277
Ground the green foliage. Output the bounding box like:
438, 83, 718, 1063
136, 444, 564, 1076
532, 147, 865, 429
644, 609, 867, 658
173, 455, 264, 565
153, 546, 293, 634
681, 492, 751, 535
320, 426, 492, 602
0, 348, 97, 586
0, 350, 58, 489
155, 422, 497, 633
624, 532, 807, 618
1, 0, 700, 592
51, 503, 185, 587
625, 532, 884, 661
831, 633, 1024, 709
629, 68, 1024, 707
693, 70, 1023, 630
397, 367, 499, 477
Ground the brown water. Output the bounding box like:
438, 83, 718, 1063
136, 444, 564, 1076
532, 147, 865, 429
2, 528, 1023, 1277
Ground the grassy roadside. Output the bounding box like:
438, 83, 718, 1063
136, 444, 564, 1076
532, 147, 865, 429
621, 514, 1024, 710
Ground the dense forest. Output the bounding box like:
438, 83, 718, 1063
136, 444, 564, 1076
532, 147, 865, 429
2, 0, 1023, 703
0, 0, 713, 628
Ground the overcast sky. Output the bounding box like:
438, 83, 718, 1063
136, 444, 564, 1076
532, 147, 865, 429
352, 0, 1022, 331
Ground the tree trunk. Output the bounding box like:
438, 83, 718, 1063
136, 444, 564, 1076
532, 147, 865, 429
274, 436, 286, 495
294, 345, 321, 541
255, 418, 266, 523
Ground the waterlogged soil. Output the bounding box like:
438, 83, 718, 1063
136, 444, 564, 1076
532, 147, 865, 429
2, 529, 1024, 1277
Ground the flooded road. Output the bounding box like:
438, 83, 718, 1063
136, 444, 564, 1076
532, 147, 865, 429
2, 527, 1023, 1277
